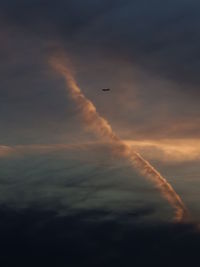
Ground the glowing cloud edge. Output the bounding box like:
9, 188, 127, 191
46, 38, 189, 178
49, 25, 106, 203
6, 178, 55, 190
49, 56, 189, 222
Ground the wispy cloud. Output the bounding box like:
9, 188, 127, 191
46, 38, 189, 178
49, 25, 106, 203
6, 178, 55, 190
125, 139, 200, 163
49, 54, 188, 222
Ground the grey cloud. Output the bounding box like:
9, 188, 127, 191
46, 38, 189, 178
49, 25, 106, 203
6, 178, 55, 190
2, 0, 198, 90
0, 143, 169, 220
1, 0, 200, 142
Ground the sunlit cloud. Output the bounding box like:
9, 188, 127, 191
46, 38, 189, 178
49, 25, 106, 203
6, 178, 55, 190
2, 139, 200, 163
49, 54, 189, 222
0, 145, 15, 157
125, 139, 200, 163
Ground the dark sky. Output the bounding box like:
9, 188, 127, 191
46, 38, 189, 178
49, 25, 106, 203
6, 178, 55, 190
1, 205, 200, 267
1, 0, 200, 144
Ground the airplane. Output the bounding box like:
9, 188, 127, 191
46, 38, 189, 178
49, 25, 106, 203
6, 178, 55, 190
102, 88, 111, 91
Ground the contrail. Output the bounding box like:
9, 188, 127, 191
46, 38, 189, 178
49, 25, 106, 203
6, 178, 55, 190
50, 57, 188, 222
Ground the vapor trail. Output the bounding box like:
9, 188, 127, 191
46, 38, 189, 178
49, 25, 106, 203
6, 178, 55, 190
50, 57, 188, 222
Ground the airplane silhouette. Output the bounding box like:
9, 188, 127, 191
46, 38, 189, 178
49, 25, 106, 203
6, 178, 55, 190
102, 88, 110, 91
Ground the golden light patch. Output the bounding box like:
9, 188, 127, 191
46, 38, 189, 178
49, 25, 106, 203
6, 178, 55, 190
125, 139, 200, 162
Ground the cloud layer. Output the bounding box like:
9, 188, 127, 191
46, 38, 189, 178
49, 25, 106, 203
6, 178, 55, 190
1, 1, 200, 143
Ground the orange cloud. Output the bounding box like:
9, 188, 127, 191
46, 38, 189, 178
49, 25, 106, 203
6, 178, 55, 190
49, 55, 188, 222
0, 146, 15, 157
125, 139, 200, 163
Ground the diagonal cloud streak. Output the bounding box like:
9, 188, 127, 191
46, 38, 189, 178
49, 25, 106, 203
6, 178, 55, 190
50, 56, 188, 222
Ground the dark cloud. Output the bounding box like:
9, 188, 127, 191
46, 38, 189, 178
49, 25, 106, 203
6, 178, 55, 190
0, 205, 199, 267
0, 0, 130, 38
1, 0, 200, 90
95, 0, 200, 90
0, 144, 166, 218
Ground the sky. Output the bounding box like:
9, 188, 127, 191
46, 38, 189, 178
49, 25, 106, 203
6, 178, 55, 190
1, 1, 200, 266
1, 0, 200, 144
